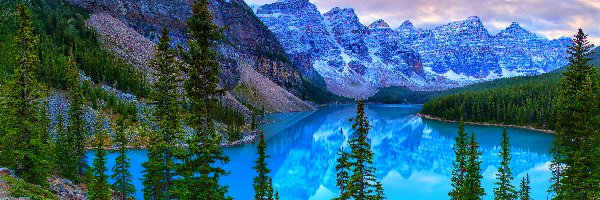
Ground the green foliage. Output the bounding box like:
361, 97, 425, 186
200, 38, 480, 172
142, 27, 184, 200
174, 0, 231, 199
493, 130, 516, 200
449, 120, 468, 200
464, 133, 485, 200
0, 0, 148, 97
0, 3, 51, 186
111, 119, 136, 200
213, 101, 246, 142
519, 174, 531, 200
337, 100, 385, 199
550, 29, 600, 199
334, 144, 350, 200
88, 115, 111, 200
0, 175, 59, 200
299, 77, 352, 104
54, 112, 79, 182
65, 47, 88, 178
367, 86, 436, 104
420, 46, 600, 130
252, 131, 278, 200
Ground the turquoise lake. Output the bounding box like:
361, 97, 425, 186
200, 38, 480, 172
87, 104, 555, 200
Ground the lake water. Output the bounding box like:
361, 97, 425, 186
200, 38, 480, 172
87, 104, 555, 200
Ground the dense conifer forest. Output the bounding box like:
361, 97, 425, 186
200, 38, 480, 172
420, 47, 600, 129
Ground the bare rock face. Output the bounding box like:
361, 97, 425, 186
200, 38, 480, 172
70, 0, 302, 93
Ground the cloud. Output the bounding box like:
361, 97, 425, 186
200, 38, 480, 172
244, 0, 600, 45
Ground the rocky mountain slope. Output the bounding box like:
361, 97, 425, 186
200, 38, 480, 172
69, 0, 316, 112
255, 0, 571, 98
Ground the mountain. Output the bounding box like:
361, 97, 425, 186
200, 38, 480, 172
418, 47, 600, 129
254, 0, 571, 98
68, 0, 336, 112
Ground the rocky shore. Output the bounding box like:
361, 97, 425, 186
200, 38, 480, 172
416, 113, 555, 134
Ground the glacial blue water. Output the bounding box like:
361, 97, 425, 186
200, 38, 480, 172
87, 104, 554, 200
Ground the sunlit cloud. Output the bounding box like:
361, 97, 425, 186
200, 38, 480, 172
244, 0, 600, 45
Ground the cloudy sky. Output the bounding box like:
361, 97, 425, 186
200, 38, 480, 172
244, 0, 600, 45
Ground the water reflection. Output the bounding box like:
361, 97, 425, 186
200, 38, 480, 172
239, 104, 554, 200
89, 104, 554, 200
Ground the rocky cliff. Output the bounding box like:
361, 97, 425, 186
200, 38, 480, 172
255, 0, 571, 98
69, 0, 315, 112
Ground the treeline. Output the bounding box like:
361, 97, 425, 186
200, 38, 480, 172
421, 76, 559, 129
421, 47, 600, 129
0, 0, 148, 97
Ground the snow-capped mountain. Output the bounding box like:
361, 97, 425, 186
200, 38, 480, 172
255, 0, 571, 98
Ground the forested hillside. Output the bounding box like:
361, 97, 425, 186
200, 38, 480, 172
420, 46, 600, 129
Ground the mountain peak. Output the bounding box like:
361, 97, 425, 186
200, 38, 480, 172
276, 0, 309, 3
400, 20, 413, 28
498, 22, 538, 38
325, 7, 356, 16
368, 19, 390, 29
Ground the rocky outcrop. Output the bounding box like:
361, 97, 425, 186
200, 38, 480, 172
86, 13, 156, 81
233, 65, 314, 112
70, 0, 315, 112
255, 0, 571, 97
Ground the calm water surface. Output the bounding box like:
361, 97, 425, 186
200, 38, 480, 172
87, 104, 554, 200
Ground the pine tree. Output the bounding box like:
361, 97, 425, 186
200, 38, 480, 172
334, 146, 350, 200
111, 118, 136, 200
464, 133, 485, 200
494, 129, 516, 200
54, 109, 79, 182
66, 47, 88, 178
176, 0, 231, 199
550, 28, 599, 199
344, 100, 385, 199
449, 119, 468, 199
88, 115, 111, 200
253, 131, 278, 200
0, 3, 51, 186
518, 174, 531, 200
142, 27, 185, 199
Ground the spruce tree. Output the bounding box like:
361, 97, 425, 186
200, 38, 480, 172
54, 110, 79, 182
142, 27, 185, 199
176, 0, 231, 199
344, 100, 385, 199
88, 115, 111, 200
449, 119, 468, 199
550, 28, 599, 199
464, 133, 485, 200
335, 147, 350, 200
518, 174, 531, 200
253, 131, 278, 200
0, 3, 51, 186
494, 129, 516, 200
66, 47, 88, 178
111, 118, 136, 200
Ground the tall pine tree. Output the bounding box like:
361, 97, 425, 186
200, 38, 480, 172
463, 133, 485, 200
54, 107, 79, 182
518, 174, 531, 200
111, 118, 136, 200
252, 131, 278, 200
343, 100, 385, 199
176, 0, 231, 199
449, 119, 468, 199
0, 3, 51, 186
494, 129, 516, 200
88, 115, 111, 200
550, 28, 599, 199
142, 27, 184, 199
65, 47, 88, 178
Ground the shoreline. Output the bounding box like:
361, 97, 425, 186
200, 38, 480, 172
416, 113, 556, 134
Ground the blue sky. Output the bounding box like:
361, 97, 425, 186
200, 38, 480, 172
244, 0, 600, 45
